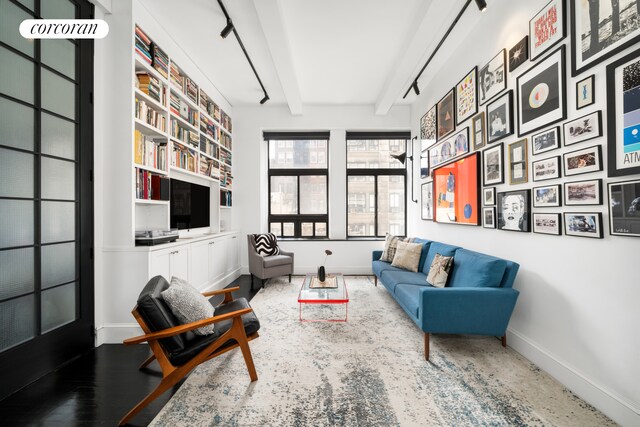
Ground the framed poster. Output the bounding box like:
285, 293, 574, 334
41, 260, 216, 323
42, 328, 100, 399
479, 50, 507, 106
571, 0, 640, 76
483, 207, 496, 229
608, 179, 640, 237
472, 112, 486, 150
509, 36, 529, 72
483, 187, 496, 206
456, 67, 478, 125
576, 74, 595, 110
564, 212, 603, 238
531, 126, 560, 155
482, 143, 504, 186
508, 138, 528, 184
533, 184, 561, 207
486, 90, 514, 143
563, 145, 602, 177
437, 89, 456, 141
532, 155, 561, 182
517, 46, 566, 136
420, 106, 437, 151
433, 152, 480, 225
497, 189, 531, 232
533, 213, 562, 235
420, 150, 429, 179
421, 181, 434, 220
529, 0, 565, 61
563, 110, 602, 146
564, 178, 603, 206
429, 127, 469, 169
606, 47, 640, 177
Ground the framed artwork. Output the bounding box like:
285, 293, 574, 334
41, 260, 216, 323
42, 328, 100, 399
532, 155, 561, 182
563, 110, 602, 146
472, 112, 486, 150
564, 178, 603, 206
563, 145, 602, 177
479, 50, 507, 106
576, 74, 595, 110
529, 0, 565, 61
429, 127, 469, 169
571, 0, 640, 76
421, 106, 437, 151
508, 36, 528, 72
483, 187, 496, 206
533, 184, 561, 207
482, 143, 504, 186
508, 138, 528, 184
483, 207, 496, 229
421, 181, 434, 220
606, 47, 640, 177
486, 90, 514, 143
531, 126, 560, 155
564, 212, 603, 238
497, 189, 531, 232
608, 179, 640, 237
420, 150, 429, 179
456, 67, 478, 125
517, 46, 566, 136
533, 213, 562, 235
433, 152, 480, 225
437, 89, 456, 141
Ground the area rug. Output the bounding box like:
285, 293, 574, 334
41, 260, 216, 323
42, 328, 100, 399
151, 276, 613, 426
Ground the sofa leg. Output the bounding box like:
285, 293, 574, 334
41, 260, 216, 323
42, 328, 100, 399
250, 274, 254, 291
501, 335, 507, 348
374, 276, 377, 287
289, 274, 291, 283
424, 333, 430, 361
261, 279, 265, 289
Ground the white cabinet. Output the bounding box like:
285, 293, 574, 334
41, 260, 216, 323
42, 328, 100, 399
150, 245, 190, 282
226, 234, 240, 274
209, 238, 226, 283
190, 241, 210, 290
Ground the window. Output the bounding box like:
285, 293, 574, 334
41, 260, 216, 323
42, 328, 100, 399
265, 132, 329, 238
346, 132, 409, 238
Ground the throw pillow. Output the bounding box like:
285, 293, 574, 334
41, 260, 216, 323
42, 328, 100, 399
161, 277, 215, 335
426, 253, 454, 288
253, 233, 280, 256
391, 241, 423, 272
380, 234, 415, 262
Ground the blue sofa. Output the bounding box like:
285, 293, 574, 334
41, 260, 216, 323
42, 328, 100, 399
372, 239, 520, 360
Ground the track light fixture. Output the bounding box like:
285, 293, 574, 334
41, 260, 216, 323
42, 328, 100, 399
260, 95, 270, 105
475, 0, 487, 12
412, 81, 420, 96
220, 21, 234, 38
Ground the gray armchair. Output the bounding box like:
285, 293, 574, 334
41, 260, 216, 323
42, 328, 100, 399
247, 235, 294, 289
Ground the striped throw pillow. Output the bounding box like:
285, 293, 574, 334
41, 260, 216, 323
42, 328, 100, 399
253, 233, 280, 256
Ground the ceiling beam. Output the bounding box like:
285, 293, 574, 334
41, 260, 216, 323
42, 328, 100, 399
253, 0, 303, 115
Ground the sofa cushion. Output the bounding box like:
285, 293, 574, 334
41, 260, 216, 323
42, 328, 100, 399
447, 249, 507, 288
422, 242, 460, 274
391, 241, 423, 272
262, 254, 293, 268
380, 234, 409, 262
253, 233, 280, 256
394, 284, 422, 319
161, 277, 215, 335
372, 260, 401, 278
426, 253, 454, 287
412, 238, 431, 272
380, 270, 429, 293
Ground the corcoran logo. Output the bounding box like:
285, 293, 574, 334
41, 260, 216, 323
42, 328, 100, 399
19, 19, 109, 39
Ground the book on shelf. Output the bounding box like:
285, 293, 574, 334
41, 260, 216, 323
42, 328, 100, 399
220, 189, 232, 207
135, 168, 168, 200
135, 98, 166, 132
170, 119, 198, 148
220, 131, 232, 151
152, 44, 169, 79
220, 110, 232, 132
200, 115, 217, 140
134, 130, 167, 171
135, 25, 152, 64
171, 143, 196, 172
136, 72, 166, 105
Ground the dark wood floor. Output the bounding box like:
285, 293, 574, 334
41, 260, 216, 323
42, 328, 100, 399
0, 275, 260, 427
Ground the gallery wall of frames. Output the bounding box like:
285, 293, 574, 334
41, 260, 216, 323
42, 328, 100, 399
419, 0, 640, 239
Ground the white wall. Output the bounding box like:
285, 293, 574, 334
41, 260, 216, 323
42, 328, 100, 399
409, 1, 639, 425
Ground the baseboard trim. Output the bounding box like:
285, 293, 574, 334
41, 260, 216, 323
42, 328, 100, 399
240, 266, 373, 275
508, 328, 639, 426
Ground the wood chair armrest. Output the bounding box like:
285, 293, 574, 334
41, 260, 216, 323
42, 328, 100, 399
202, 286, 239, 297
123, 307, 252, 345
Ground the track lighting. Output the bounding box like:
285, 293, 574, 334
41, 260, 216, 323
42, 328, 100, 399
412, 81, 420, 96
260, 94, 270, 105
220, 21, 234, 38
475, 0, 487, 12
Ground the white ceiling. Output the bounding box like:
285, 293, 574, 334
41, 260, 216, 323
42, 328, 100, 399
137, 0, 474, 114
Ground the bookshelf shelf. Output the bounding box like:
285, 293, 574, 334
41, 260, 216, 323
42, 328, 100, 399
170, 112, 199, 134
170, 165, 217, 182
135, 199, 169, 205
134, 88, 166, 113
134, 56, 166, 83
199, 150, 216, 161
170, 84, 199, 111
134, 163, 168, 176
135, 118, 166, 138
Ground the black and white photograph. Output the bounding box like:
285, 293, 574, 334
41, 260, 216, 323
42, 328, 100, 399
533, 213, 562, 235
472, 111, 486, 150
564, 179, 603, 206
421, 181, 434, 220
576, 74, 595, 109
483, 187, 496, 206
517, 46, 566, 136
486, 90, 514, 143
483, 207, 496, 229
608, 179, 640, 236
532, 155, 561, 182
483, 143, 504, 185
420, 150, 429, 179
497, 189, 531, 232
563, 145, 602, 177
533, 184, 561, 207
509, 35, 529, 72
564, 212, 603, 238
479, 50, 507, 105
530, 0, 565, 60
563, 110, 602, 146
571, 0, 640, 76
531, 126, 561, 155
508, 138, 528, 185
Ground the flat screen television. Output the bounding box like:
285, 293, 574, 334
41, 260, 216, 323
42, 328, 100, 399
170, 179, 210, 230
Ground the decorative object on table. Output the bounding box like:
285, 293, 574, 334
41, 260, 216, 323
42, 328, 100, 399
564, 178, 602, 206
606, 47, 640, 177
421, 181, 434, 220
507, 138, 528, 185
425, 253, 454, 287
483, 207, 496, 229
564, 212, 603, 238
420, 150, 429, 179
456, 67, 478, 125
479, 49, 507, 106
437, 89, 456, 140
509, 35, 529, 72
533, 184, 561, 208
608, 179, 640, 237
576, 74, 595, 110
482, 143, 504, 185
483, 187, 495, 206
529, 0, 565, 61
563, 110, 602, 146
533, 213, 562, 235
571, 0, 640, 76
420, 105, 437, 152
497, 189, 531, 232
532, 155, 561, 182
531, 126, 560, 155
433, 152, 480, 226
429, 127, 469, 169
486, 90, 514, 143
253, 233, 280, 256
309, 275, 338, 289
563, 144, 602, 177
472, 111, 486, 150
317, 249, 332, 282
517, 46, 566, 136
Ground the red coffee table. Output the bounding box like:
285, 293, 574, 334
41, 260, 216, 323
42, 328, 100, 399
298, 273, 349, 322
